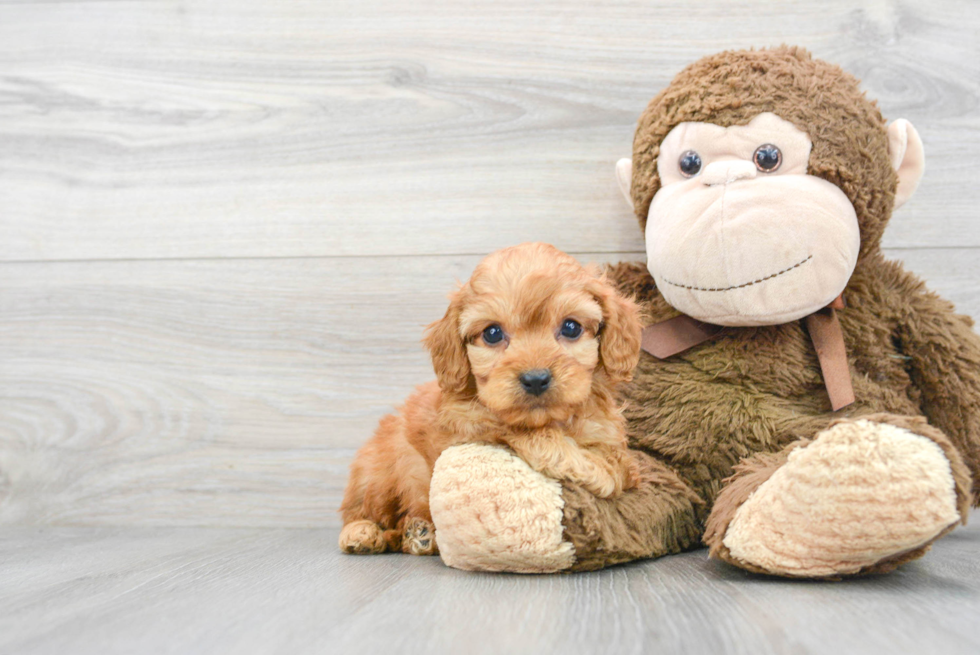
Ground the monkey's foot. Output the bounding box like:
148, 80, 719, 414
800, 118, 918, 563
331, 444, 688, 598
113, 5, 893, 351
716, 418, 964, 577
339, 520, 386, 555
402, 517, 438, 556
429, 444, 575, 573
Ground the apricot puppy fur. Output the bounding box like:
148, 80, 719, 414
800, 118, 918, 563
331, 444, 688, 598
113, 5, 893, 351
339, 242, 643, 556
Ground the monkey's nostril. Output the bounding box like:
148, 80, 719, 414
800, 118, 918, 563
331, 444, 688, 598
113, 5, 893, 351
519, 369, 552, 396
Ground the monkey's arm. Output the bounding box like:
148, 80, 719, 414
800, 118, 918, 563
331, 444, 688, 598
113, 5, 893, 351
429, 444, 701, 572
895, 276, 980, 505
558, 449, 702, 571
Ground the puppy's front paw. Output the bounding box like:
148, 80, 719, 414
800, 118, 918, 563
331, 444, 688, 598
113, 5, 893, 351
402, 517, 438, 556
582, 455, 636, 499
339, 520, 386, 554
623, 457, 641, 492
583, 473, 619, 499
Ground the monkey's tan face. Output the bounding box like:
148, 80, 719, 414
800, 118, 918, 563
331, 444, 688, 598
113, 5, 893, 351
646, 112, 860, 326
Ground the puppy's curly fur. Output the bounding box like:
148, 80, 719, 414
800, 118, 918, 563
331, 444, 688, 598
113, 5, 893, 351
339, 243, 643, 555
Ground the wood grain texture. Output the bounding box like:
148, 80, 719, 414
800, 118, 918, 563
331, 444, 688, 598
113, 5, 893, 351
1, 2, 979, 646
0, 0, 978, 262
1, 249, 977, 528
0, 520, 978, 655
0, 252, 615, 527
1, 0, 979, 530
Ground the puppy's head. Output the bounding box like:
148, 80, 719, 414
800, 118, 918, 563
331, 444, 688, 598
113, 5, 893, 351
424, 243, 641, 428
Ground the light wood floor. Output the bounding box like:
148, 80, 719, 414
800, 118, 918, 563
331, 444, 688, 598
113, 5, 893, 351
1, 0, 979, 652
1, 519, 978, 655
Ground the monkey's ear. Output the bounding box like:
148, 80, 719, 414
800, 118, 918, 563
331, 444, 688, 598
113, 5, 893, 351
887, 119, 925, 210
615, 158, 633, 208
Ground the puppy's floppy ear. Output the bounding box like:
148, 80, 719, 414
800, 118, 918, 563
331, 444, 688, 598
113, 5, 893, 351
423, 287, 472, 395
589, 276, 642, 384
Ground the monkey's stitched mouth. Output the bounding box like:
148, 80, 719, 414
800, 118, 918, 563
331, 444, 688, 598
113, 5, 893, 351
660, 255, 812, 292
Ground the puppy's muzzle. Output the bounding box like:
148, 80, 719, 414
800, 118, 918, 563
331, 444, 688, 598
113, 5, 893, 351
519, 369, 552, 397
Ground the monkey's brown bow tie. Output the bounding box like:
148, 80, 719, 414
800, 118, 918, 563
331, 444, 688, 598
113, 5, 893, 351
640, 295, 854, 411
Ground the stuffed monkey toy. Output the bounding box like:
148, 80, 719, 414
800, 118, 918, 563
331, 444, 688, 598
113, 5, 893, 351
427, 46, 980, 576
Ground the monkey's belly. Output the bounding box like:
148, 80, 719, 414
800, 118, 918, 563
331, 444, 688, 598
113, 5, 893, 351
622, 340, 924, 508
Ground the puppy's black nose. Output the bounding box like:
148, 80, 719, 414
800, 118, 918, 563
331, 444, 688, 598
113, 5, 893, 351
519, 369, 552, 396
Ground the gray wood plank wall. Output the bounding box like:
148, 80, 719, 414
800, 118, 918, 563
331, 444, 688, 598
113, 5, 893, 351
2, 0, 979, 528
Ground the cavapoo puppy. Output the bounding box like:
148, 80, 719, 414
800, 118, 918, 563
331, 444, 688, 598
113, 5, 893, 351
339, 242, 643, 556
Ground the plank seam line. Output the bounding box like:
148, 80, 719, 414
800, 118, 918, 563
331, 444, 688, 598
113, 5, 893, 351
0, 247, 972, 266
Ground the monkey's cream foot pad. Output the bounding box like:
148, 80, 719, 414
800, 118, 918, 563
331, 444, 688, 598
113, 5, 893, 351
429, 443, 575, 573
723, 420, 962, 577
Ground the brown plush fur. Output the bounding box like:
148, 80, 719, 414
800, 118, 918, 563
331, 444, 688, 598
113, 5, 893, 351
339, 243, 642, 555
552, 47, 980, 573
562, 449, 703, 572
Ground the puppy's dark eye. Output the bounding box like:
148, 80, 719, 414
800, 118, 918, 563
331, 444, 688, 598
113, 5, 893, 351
482, 324, 505, 345
678, 150, 702, 177
559, 319, 583, 340
753, 144, 781, 172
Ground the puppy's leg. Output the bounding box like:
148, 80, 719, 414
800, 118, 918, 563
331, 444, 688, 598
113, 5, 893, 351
394, 455, 439, 556
339, 415, 406, 554
509, 433, 627, 499
338, 464, 389, 555
400, 516, 439, 556
339, 520, 386, 554
572, 416, 640, 496
561, 448, 626, 499
597, 443, 641, 493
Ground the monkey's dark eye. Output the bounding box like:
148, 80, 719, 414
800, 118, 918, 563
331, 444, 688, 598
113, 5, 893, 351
753, 144, 782, 172
559, 319, 583, 340
482, 324, 505, 345
678, 150, 702, 177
